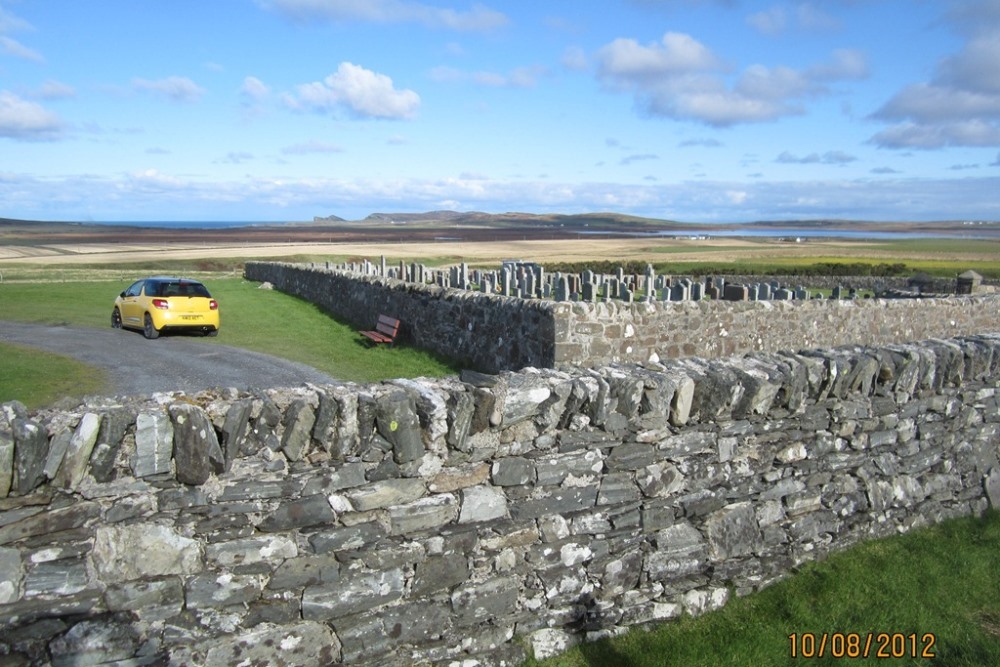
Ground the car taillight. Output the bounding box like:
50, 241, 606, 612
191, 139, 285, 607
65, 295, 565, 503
152, 298, 169, 309
209, 300, 219, 310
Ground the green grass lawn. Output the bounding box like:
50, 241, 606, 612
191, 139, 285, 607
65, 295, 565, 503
522, 510, 1000, 667
0, 276, 459, 408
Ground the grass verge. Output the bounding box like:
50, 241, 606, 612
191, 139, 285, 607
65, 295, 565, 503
0, 341, 109, 409
522, 510, 1000, 667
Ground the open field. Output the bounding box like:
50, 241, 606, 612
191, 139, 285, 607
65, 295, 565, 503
4, 236, 1000, 279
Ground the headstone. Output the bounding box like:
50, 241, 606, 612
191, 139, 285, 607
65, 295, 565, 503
757, 283, 771, 301
582, 282, 597, 302
832, 286, 843, 299
774, 288, 793, 300
555, 276, 570, 302
723, 284, 748, 301
690, 282, 704, 301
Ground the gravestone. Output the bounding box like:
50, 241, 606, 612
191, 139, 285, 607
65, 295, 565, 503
723, 284, 749, 301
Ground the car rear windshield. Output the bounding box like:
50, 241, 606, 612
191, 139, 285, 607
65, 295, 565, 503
148, 280, 212, 298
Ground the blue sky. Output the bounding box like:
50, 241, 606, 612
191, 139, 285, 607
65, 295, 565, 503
1, 0, 999, 223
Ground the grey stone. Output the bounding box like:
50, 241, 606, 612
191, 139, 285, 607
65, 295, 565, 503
53, 413, 101, 490
132, 412, 173, 478
88, 407, 132, 483
345, 478, 426, 511
376, 390, 424, 463
646, 522, 708, 579
48, 620, 140, 667
205, 534, 298, 569
450, 575, 520, 627
198, 622, 341, 667
185, 571, 263, 609
281, 398, 317, 462
92, 524, 202, 579
169, 403, 224, 485
12, 417, 48, 495
499, 374, 553, 428
388, 493, 459, 534
258, 494, 338, 532
0, 501, 101, 547
0, 546, 21, 603
0, 410, 13, 497
220, 398, 252, 469
509, 486, 599, 520
704, 501, 763, 560
309, 522, 388, 554
302, 568, 406, 620
491, 456, 535, 486
411, 553, 470, 596
458, 485, 509, 523
986, 467, 1000, 509
23, 560, 89, 598
104, 577, 185, 621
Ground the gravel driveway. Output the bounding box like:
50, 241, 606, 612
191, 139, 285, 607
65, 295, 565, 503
0, 321, 340, 397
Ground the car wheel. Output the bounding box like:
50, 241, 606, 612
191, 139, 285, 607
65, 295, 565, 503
205, 329, 219, 337
143, 313, 160, 339
111, 308, 122, 329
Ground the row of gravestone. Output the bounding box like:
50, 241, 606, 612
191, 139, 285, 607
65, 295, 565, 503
317, 258, 862, 303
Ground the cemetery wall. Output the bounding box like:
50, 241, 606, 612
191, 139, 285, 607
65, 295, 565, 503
244, 261, 556, 373
556, 294, 1000, 367
245, 262, 1000, 375
2, 335, 1000, 666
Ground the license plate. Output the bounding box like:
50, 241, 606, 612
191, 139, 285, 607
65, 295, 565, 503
182, 315, 201, 321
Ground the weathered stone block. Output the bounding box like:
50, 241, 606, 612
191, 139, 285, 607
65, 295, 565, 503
198, 621, 341, 667
302, 568, 405, 620
132, 412, 173, 478
450, 575, 520, 627
492, 456, 535, 486
258, 494, 338, 532
376, 391, 424, 463
169, 403, 225, 485
458, 485, 509, 523
92, 524, 201, 580
704, 501, 763, 560
345, 478, 426, 512
12, 417, 48, 495
205, 534, 298, 569
104, 577, 184, 621
388, 493, 459, 534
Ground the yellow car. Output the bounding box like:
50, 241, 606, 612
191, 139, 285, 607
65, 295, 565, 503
112, 276, 220, 339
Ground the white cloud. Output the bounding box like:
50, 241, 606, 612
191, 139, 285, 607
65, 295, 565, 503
596, 32, 864, 126
747, 3, 839, 36
596, 32, 722, 85
132, 76, 205, 103
776, 150, 857, 165
870, 5, 1000, 149
5, 168, 1000, 222
241, 76, 271, 100
0, 90, 62, 140
0, 35, 42, 61
290, 62, 420, 119
260, 0, 507, 31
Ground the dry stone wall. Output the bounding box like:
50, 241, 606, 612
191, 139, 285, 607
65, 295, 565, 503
244, 261, 555, 373
557, 293, 1000, 367
2, 336, 1000, 666
246, 261, 1000, 374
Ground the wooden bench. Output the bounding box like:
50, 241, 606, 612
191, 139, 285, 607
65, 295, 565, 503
360, 314, 401, 347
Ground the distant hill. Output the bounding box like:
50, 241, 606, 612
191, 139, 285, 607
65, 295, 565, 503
313, 214, 347, 222
357, 210, 677, 229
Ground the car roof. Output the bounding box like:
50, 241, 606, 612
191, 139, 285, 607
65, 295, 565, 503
144, 276, 205, 283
